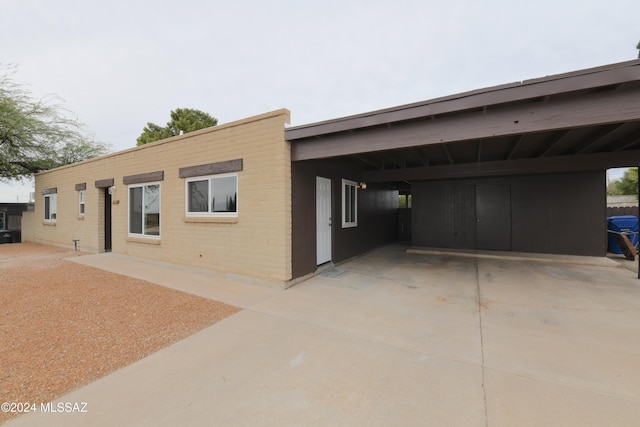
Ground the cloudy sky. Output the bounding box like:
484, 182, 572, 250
1, 0, 639, 201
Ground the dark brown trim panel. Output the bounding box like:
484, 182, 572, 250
95, 178, 114, 188
123, 171, 164, 185
41, 187, 57, 195
179, 159, 243, 178
75, 183, 87, 191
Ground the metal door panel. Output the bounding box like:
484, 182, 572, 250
316, 177, 332, 264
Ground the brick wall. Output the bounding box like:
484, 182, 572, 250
27, 110, 292, 285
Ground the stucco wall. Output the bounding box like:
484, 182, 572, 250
28, 110, 292, 284
291, 159, 399, 279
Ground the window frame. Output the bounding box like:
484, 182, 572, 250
0, 211, 5, 229
78, 190, 85, 216
184, 173, 238, 217
342, 179, 358, 228
44, 194, 57, 222
128, 182, 161, 238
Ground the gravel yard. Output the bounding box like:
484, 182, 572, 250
0, 243, 240, 424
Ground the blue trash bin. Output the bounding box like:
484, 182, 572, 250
607, 216, 639, 254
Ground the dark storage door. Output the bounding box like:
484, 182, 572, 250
475, 184, 511, 250
104, 190, 112, 252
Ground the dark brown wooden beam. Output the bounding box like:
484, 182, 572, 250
382, 152, 406, 168
354, 154, 384, 170
442, 144, 454, 165
291, 87, 640, 161
95, 178, 114, 188
506, 134, 525, 160
123, 171, 164, 185
612, 136, 640, 152
411, 148, 430, 166
538, 129, 572, 157
178, 159, 243, 178
575, 123, 627, 154
363, 150, 640, 182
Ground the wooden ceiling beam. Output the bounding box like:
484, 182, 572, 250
363, 150, 640, 182
442, 144, 454, 165
506, 134, 525, 160
575, 123, 628, 154
538, 129, 572, 157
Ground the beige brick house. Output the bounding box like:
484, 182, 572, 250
23, 110, 293, 286
23, 60, 640, 287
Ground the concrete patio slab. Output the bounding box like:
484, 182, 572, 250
251, 266, 482, 365
5, 244, 640, 426
68, 252, 280, 309
5, 310, 485, 427
484, 369, 640, 427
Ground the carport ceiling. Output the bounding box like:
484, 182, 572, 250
286, 60, 640, 188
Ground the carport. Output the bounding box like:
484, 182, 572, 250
286, 60, 640, 279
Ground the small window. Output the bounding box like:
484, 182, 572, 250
342, 179, 358, 228
79, 190, 85, 215
186, 173, 238, 216
0, 211, 5, 229
128, 183, 160, 237
44, 194, 57, 221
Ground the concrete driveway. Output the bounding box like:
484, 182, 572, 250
5, 245, 640, 426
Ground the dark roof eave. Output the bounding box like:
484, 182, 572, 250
285, 59, 640, 141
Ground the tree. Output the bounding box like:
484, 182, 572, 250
607, 168, 638, 196
136, 108, 218, 146
0, 65, 110, 181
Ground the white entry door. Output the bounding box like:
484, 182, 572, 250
316, 176, 332, 265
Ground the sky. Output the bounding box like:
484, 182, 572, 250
1, 0, 639, 201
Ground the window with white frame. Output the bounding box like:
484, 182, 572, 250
129, 183, 160, 237
342, 179, 358, 228
78, 190, 85, 215
44, 194, 57, 221
185, 173, 238, 216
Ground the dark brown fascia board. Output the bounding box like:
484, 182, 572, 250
292, 87, 640, 161
286, 59, 640, 141
363, 150, 640, 182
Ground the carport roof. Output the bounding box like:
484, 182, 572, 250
286, 59, 640, 185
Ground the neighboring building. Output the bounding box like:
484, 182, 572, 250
0, 202, 32, 242
23, 60, 640, 285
